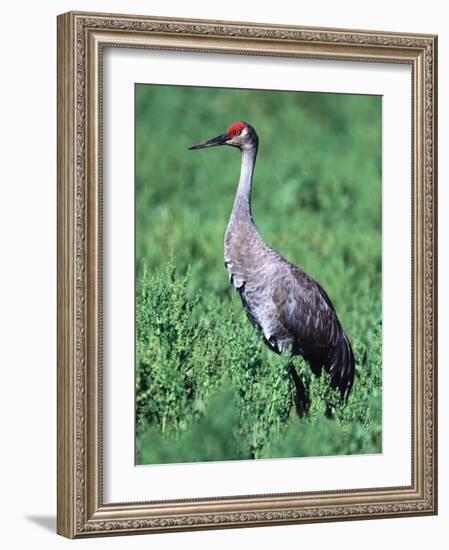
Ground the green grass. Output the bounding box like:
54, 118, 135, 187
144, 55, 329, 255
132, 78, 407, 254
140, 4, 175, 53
135, 84, 382, 464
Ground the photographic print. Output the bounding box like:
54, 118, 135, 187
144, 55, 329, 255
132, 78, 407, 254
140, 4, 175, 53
135, 84, 382, 465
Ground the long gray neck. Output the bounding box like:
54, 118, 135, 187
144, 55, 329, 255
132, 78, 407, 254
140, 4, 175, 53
230, 145, 258, 224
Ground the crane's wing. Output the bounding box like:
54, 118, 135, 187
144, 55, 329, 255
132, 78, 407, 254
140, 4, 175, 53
271, 263, 343, 351
271, 262, 355, 395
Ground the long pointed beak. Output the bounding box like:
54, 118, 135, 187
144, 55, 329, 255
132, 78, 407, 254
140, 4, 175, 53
188, 133, 228, 150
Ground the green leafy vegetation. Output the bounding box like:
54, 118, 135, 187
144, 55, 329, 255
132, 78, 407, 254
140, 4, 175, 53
135, 84, 382, 464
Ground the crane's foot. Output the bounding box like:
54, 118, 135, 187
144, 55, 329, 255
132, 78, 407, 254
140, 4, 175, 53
289, 364, 309, 416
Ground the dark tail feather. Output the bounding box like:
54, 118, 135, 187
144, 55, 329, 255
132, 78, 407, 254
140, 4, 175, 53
324, 333, 355, 398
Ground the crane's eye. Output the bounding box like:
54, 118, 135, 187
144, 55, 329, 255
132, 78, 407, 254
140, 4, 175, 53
234, 129, 241, 135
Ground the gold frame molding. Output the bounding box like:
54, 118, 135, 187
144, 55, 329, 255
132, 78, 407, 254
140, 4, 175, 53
57, 11, 438, 539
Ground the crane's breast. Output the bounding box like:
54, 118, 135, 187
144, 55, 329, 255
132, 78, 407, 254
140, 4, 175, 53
224, 222, 261, 290
224, 225, 290, 347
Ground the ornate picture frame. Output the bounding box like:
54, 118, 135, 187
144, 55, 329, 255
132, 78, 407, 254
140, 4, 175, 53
57, 11, 437, 538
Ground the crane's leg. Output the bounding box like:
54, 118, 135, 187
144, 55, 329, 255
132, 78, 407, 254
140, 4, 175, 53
288, 363, 309, 415
275, 345, 309, 415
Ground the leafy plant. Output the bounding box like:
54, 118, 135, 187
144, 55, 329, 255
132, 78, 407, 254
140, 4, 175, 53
135, 261, 382, 463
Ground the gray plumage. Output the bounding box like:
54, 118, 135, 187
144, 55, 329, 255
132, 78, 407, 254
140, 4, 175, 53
190, 121, 355, 400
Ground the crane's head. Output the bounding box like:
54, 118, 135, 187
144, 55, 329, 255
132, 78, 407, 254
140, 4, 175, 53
189, 121, 258, 152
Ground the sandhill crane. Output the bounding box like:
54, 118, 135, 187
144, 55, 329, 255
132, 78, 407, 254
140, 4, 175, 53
189, 121, 355, 405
